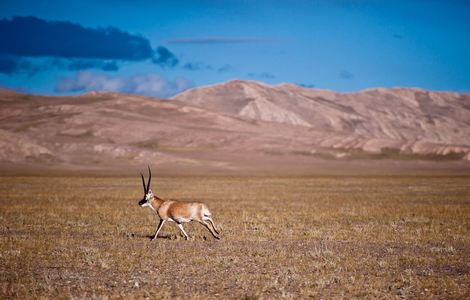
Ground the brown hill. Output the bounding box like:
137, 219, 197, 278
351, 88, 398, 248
0, 82, 469, 175
173, 80, 470, 159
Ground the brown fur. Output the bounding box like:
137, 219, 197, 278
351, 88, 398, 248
146, 196, 220, 240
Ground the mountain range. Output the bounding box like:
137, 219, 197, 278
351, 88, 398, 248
1, 80, 469, 175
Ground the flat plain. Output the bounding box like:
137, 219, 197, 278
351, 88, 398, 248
1, 176, 469, 299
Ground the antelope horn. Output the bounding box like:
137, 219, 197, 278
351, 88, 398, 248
141, 172, 147, 193
146, 165, 152, 192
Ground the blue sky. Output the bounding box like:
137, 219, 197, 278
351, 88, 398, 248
1, 0, 469, 97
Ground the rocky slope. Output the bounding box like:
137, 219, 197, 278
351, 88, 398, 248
173, 80, 470, 160
0, 82, 469, 175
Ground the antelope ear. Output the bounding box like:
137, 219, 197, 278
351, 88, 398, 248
148, 189, 153, 195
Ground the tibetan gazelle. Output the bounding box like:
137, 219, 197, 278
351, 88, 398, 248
138, 167, 220, 240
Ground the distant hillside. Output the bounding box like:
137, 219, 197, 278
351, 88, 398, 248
173, 80, 470, 160
0, 82, 469, 175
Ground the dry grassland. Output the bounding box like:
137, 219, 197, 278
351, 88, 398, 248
1, 176, 469, 299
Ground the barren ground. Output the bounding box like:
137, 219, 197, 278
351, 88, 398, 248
1, 176, 469, 298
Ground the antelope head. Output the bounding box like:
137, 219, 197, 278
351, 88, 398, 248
138, 166, 153, 208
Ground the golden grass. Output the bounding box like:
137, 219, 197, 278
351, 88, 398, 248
1, 176, 469, 299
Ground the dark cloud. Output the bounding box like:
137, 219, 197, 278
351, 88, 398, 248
298, 83, 316, 88
0, 55, 43, 75
0, 56, 19, 74
167, 37, 273, 44
339, 70, 354, 80
66, 60, 119, 71
183, 62, 213, 71
0, 16, 180, 72
152, 46, 179, 68
217, 64, 233, 73
183, 62, 234, 73
0, 56, 120, 75
248, 72, 276, 79
0, 16, 154, 61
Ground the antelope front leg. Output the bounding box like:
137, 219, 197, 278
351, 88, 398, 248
151, 219, 165, 241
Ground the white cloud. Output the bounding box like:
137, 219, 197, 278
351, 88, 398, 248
55, 71, 194, 98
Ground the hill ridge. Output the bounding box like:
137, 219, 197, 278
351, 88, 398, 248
1, 82, 469, 174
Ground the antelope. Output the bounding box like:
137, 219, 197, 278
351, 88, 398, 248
138, 166, 220, 241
